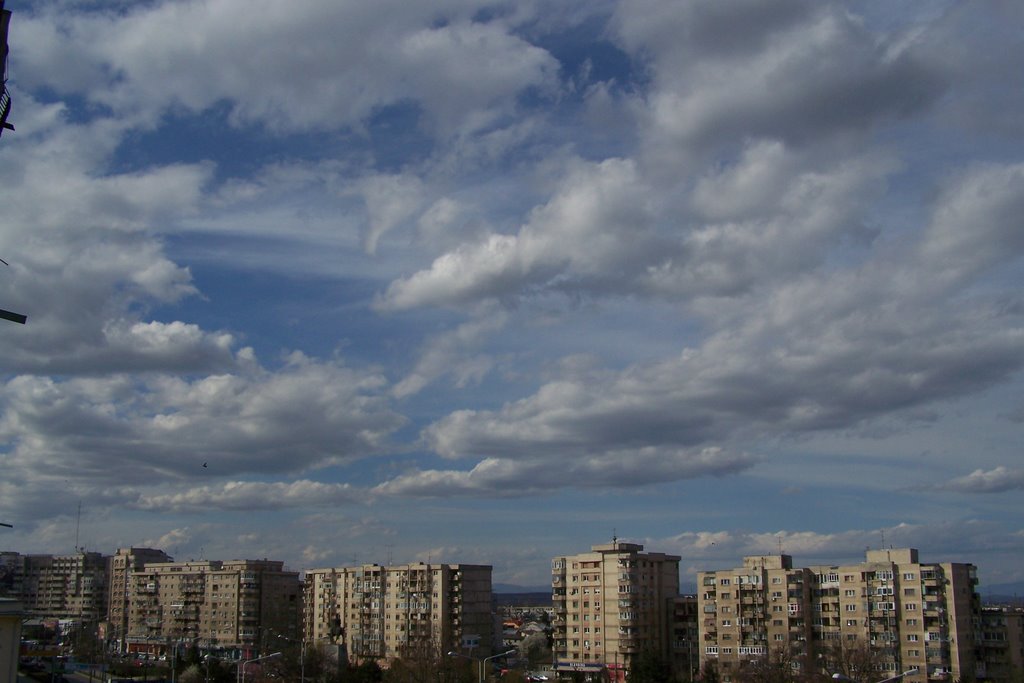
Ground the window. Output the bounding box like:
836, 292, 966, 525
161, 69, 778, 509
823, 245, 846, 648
903, 588, 916, 596
907, 634, 918, 642
772, 577, 782, 584
903, 573, 915, 581
906, 619, 918, 626
905, 603, 917, 611
720, 578, 731, 585
844, 589, 856, 596
846, 619, 857, 626
721, 620, 732, 627
908, 650, 920, 657
721, 592, 731, 599
845, 604, 857, 612
774, 634, 784, 641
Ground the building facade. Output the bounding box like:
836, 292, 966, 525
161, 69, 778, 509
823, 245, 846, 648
106, 547, 172, 652
552, 541, 681, 680
125, 558, 301, 656
15, 551, 110, 624
977, 606, 1024, 682
697, 549, 981, 683
304, 562, 493, 664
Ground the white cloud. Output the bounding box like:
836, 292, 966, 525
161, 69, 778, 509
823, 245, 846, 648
0, 353, 404, 503
134, 480, 363, 513
657, 519, 1019, 569
16, 0, 559, 136
374, 447, 758, 496
392, 310, 508, 398
937, 467, 1024, 494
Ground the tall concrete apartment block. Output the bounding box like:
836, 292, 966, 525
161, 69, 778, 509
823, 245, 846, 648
126, 559, 301, 656
697, 549, 980, 683
552, 542, 681, 679
107, 547, 172, 652
16, 551, 110, 623
304, 562, 493, 664
977, 607, 1024, 681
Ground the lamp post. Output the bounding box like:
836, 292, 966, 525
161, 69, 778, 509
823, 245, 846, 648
238, 651, 281, 683
272, 631, 306, 683
448, 649, 516, 683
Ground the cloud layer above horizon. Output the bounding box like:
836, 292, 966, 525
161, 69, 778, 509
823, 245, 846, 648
1, 0, 1022, 586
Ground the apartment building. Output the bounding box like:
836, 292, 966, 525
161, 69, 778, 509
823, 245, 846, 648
670, 595, 700, 681
304, 562, 493, 664
697, 549, 981, 683
126, 558, 301, 656
107, 547, 172, 652
552, 541, 681, 680
977, 606, 1024, 682
15, 551, 109, 623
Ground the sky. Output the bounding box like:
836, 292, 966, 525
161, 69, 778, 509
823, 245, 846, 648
1, 0, 1023, 591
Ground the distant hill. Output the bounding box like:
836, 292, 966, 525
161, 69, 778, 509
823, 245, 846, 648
980, 581, 1024, 605
495, 583, 550, 594
494, 585, 551, 607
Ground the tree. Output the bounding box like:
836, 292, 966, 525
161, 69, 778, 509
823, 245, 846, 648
519, 633, 552, 670
628, 649, 674, 683
818, 640, 883, 682
732, 646, 822, 683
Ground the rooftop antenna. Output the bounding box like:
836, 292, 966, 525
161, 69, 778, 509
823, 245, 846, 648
74, 501, 82, 552
612, 529, 617, 546
777, 535, 783, 555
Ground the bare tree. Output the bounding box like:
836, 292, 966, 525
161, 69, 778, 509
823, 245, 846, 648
818, 640, 883, 682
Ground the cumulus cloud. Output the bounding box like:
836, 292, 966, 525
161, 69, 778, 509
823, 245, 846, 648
935, 467, 1024, 494
15, 0, 559, 136
0, 353, 404, 506
415, 157, 1024, 467
611, 0, 945, 160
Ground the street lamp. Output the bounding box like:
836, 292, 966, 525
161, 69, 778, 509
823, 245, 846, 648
448, 649, 517, 683
238, 651, 282, 683
272, 631, 306, 683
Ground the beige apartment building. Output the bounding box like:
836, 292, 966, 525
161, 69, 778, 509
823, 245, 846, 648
552, 541, 681, 680
977, 606, 1024, 682
15, 551, 109, 624
107, 547, 172, 652
304, 562, 493, 664
126, 558, 301, 656
697, 549, 980, 683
